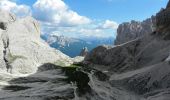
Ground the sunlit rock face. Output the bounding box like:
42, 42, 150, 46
0, 10, 72, 74
115, 16, 156, 45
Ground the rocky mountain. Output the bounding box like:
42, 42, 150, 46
85, 1, 170, 99
0, 1, 170, 100
115, 16, 156, 45
0, 9, 88, 100
44, 34, 114, 57
47, 35, 81, 47
0, 10, 75, 74
79, 47, 88, 57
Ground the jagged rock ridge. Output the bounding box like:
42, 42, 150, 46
85, 0, 170, 99
45, 34, 114, 57
156, 0, 170, 39
115, 16, 156, 45
0, 1, 170, 100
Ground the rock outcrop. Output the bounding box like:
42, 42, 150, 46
156, 0, 170, 39
85, 0, 170, 99
1, 1, 170, 100
115, 16, 156, 45
79, 47, 88, 57
0, 10, 72, 74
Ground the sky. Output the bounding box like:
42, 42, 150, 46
0, 0, 168, 38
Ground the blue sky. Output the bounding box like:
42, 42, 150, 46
64, 0, 168, 23
0, 0, 168, 38
16, 0, 168, 23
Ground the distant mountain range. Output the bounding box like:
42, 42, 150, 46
41, 34, 114, 57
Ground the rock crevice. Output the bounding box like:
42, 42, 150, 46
1, 31, 12, 73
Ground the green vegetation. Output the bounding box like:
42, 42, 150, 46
54, 60, 82, 68
68, 64, 81, 68
54, 61, 66, 67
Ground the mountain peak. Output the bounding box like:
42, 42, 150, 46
166, 0, 170, 8
156, 0, 170, 39
79, 47, 88, 57
115, 17, 155, 45
0, 10, 73, 74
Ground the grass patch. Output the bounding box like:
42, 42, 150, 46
54, 61, 66, 67
68, 64, 81, 68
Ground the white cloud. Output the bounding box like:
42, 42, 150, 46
101, 20, 118, 29
40, 19, 118, 38
0, 0, 118, 38
33, 0, 91, 27
79, 28, 107, 37
0, 0, 31, 17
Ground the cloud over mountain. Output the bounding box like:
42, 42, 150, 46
33, 0, 91, 27
0, 0, 31, 17
0, 0, 118, 38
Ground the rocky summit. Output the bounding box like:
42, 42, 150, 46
115, 16, 156, 45
79, 47, 89, 57
0, 10, 74, 74
156, 1, 170, 39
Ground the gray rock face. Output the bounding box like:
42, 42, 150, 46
1, 1, 170, 100
0, 10, 73, 74
86, 30, 170, 100
85, 1, 170, 99
115, 16, 156, 45
79, 47, 88, 57
156, 0, 170, 39
167, 0, 170, 8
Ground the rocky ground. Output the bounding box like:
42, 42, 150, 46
0, 1, 170, 100
84, 1, 170, 99
0, 63, 145, 100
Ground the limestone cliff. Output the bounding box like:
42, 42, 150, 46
85, 0, 170, 99
0, 10, 73, 74
156, 0, 170, 39
115, 16, 156, 45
